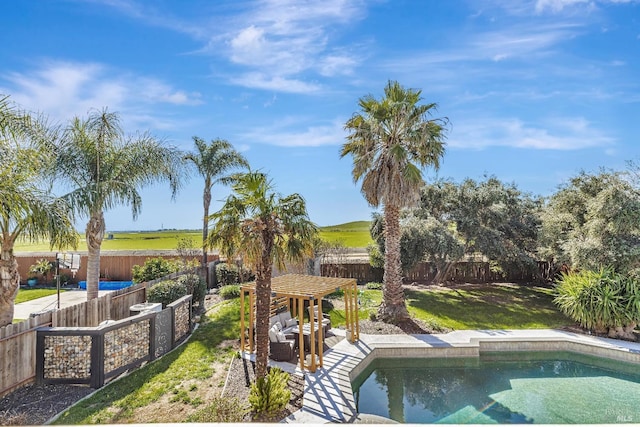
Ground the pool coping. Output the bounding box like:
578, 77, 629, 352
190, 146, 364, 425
280, 328, 640, 423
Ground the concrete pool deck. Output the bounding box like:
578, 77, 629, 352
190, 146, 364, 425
13, 289, 115, 320
268, 328, 640, 423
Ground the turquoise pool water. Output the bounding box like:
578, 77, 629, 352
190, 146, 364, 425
352, 351, 640, 424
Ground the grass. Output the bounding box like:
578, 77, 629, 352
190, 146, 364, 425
15, 288, 63, 304
14, 221, 373, 252
318, 221, 373, 248
52, 300, 241, 424
328, 283, 570, 330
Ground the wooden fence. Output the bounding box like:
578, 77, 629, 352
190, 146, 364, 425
14, 252, 214, 285
0, 283, 147, 397
321, 261, 546, 284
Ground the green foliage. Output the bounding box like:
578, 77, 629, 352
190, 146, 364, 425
215, 262, 255, 286
29, 258, 53, 280
147, 279, 188, 307
187, 396, 247, 422
248, 367, 291, 416
176, 273, 207, 307
539, 170, 640, 274
554, 268, 640, 333
219, 284, 241, 300
365, 282, 383, 290
132, 257, 179, 283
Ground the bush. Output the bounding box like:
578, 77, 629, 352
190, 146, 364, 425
219, 285, 241, 300
177, 273, 206, 307
554, 268, 640, 339
187, 396, 247, 422
147, 279, 188, 307
365, 282, 383, 290
216, 262, 255, 286
249, 367, 290, 417
132, 257, 179, 283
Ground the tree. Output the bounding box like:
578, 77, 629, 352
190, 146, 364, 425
183, 137, 248, 277
341, 80, 448, 322
0, 97, 78, 326
54, 109, 185, 300
539, 170, 640, 274
208, 171, 317, 379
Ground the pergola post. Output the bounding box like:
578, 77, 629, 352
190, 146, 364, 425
297, 297, 304, 371
240, 289, 246, 352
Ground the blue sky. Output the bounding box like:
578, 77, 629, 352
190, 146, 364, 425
2, 0, 639, 231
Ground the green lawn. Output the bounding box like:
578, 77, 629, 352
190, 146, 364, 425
329, 283, 570, 330
15, 288, 63, 304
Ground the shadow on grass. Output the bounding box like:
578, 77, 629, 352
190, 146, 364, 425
405, 284, 571, 330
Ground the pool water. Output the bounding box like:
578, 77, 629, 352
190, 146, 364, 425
352, 351, 640, 424
78, 280, 133, 290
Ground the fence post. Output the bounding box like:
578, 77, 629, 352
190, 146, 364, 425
90, 332, 105, 388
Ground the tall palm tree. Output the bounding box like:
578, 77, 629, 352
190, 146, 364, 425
0, 98, 78, 326
341, 80, 447, 323
208, 171, 317, 379
183, 137, 248, 275
54, 108, 185, 301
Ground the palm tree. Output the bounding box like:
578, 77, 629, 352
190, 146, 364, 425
183, 137, 248, 276
208, 171, 317, 379
341, 80, 448, 323
0, 98, 78, 326
54, 108, 185, 301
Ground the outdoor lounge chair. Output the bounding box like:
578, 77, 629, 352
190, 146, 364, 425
268, 324, 295, 361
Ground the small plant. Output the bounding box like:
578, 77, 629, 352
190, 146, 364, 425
365, 282, 383, 290
219, 284, 240, 300
248, 367, 291, 417
29, 259, 53, 284
147, 279, 188, 307
187, 397, 247, 422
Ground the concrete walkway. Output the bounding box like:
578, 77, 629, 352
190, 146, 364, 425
14, 289, 114, 320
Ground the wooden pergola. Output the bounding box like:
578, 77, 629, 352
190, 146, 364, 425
240, 274, 359, 372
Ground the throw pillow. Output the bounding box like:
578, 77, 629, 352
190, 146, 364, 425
285, 318, 297, 328
276, 331, 287, 343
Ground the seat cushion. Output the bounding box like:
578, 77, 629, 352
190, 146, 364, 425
276, 331, 287, 343
268, 325, 279, 342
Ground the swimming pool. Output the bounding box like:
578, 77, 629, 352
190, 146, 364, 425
352, 351, 640, 424
78, 280, 133, 290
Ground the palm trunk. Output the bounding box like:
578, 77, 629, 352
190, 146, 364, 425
254, 232, 274, 380
0, 238, 20, 327
379, 204, 409, 323
202, 185, 211, 287
85, 210, 105, 301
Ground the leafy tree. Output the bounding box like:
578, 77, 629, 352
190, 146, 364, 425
183, 137, 248, 274
539, 170, 640, 275
0, 97, 78, 326
54, 109, 185, 300
208, 171, 317, 379
341, 80, 448, 322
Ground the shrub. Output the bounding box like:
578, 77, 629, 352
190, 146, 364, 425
248, 367, 291, 417
187, 396, 247, 422
147, 279, 188, 307
215, 262, 255, 286
365, 282, 383, 290
177, 273, 206, 307
219, 284, 241, 300
554, 268, 640, 339
132, 257, 179, 283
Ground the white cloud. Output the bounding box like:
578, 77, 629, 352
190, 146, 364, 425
449, 116, 615, 150
230, 73, 321, 94
535, 0, 637, 13
241, 117, 346, 147
1, 60, 201, 127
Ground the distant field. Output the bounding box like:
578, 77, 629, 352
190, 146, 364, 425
318, 220, 373, 248
13, 221, 372, 252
